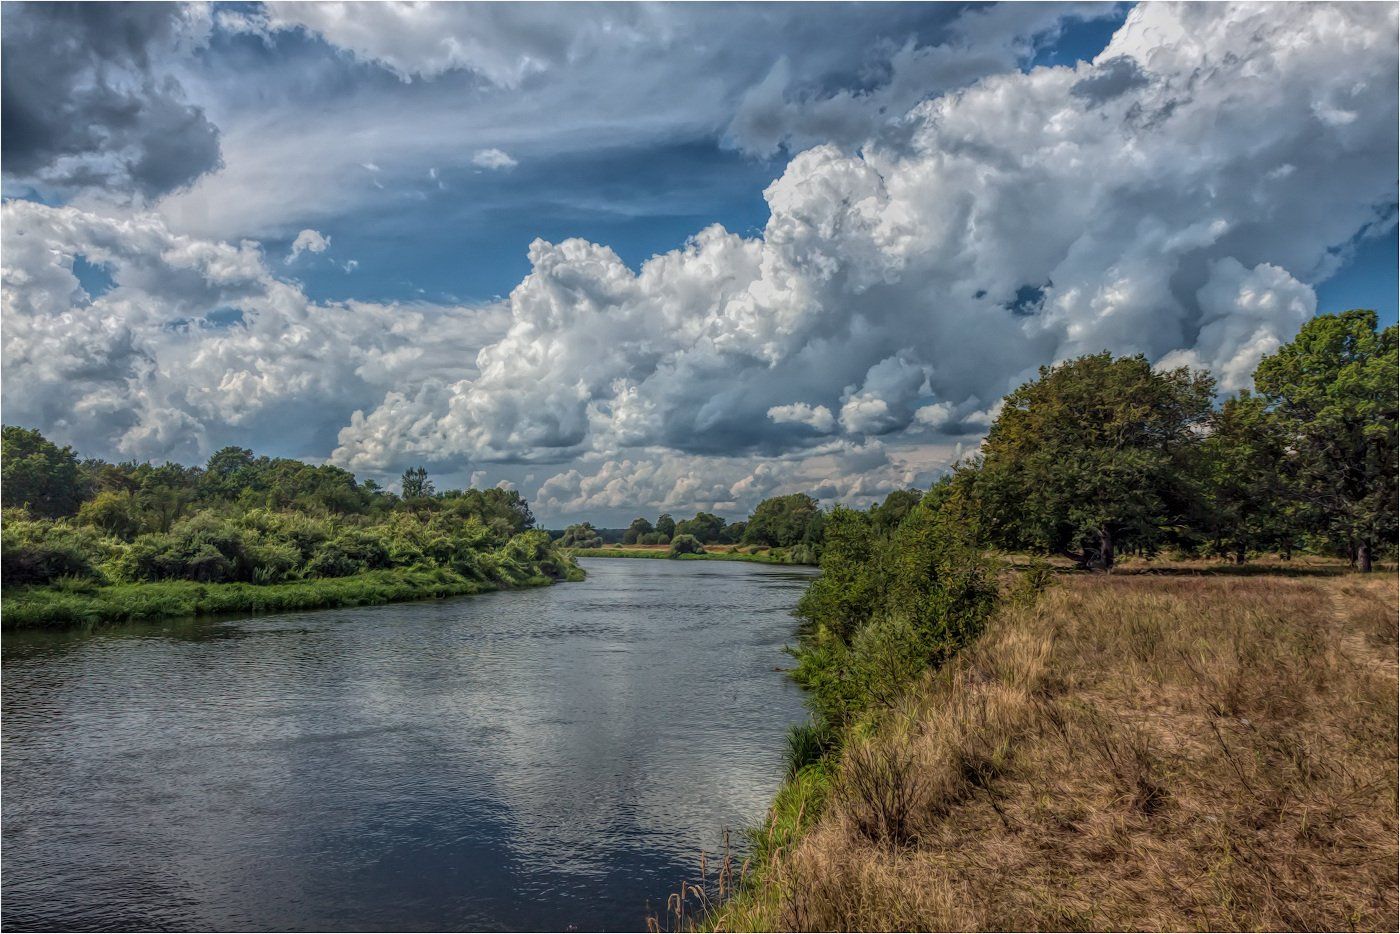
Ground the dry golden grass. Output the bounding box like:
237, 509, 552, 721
714, 572, 1399, 932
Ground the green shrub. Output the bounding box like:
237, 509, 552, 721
668, 533, 704, 557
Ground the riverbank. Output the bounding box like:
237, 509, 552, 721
571, 545, 814, 565
697, 570, 1398, 931
1, 563, 585, 629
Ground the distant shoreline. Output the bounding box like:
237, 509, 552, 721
1, 565, 583, 630
570, 545, 815, 565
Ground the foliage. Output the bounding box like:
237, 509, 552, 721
623, 516, 654, 544
0, 432, 579, 623
675, 511, 726, 543
668, 533, 704, 556
2, 426, 86, 518
867, 489, 921, 533
792, 499, 998, 732
969, 352, 1215, 569
558, 522, 604, 549
400, 465, 435, 499
1196, 392, 1295, 562
743, 493, 823, 548
1254, 309, 1398, 570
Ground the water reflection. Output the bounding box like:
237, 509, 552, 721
2, 558, 815, 932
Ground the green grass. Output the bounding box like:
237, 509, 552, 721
1, 565, 573, 630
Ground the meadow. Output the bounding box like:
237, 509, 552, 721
660, 562, 1398, 932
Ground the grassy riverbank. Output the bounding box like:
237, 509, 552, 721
572, 545, 814, 565
2, 562, 585, 629
688, 569, 1397, 932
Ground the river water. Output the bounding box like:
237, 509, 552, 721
1, 558, 816, 932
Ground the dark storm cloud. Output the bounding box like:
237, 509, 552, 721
1070, 55, 1149, 104
1, 2, 220, 199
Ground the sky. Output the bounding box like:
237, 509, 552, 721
2, 1, 1397, 527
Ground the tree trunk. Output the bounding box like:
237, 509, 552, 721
1358, 540, 1373, 573
1234, 545, 1246, 565
1091, 526, 1115, 572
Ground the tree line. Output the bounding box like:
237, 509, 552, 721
558, 493, 827, 561
0, 436, 570, 590
561, 311, 1396, 575
783, 308, 1395, 780
942, 309, 1396, 572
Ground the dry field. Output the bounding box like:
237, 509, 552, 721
711, 570, 1399, 931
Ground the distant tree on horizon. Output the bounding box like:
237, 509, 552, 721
400, 466, 434, 499
623, 516, 654, 544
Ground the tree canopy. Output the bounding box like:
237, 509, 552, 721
1254, 309, 1398, 571
972, 353, 1215, 569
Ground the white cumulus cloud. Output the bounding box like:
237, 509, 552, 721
286, 228, 330, 263
471, 148, 518, 171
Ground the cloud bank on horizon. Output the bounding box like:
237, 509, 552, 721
2, 2, 1396, 524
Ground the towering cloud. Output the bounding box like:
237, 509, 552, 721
2, 2, 1395, 520
0, 200, 509, 462
329, 2, 1396, 480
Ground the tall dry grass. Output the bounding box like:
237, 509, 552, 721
711, 573, 1398, 931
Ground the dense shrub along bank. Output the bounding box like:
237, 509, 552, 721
1, 435, 581, 627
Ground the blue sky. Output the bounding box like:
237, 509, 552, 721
269, 6, 1150, 309
3, 2, 1396, 523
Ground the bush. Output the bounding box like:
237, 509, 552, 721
558, 523, 604, 549
668, 533, 704, 556
1, 514, 114, 585
838, 737, 926, 846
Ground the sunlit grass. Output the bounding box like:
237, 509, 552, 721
666, 571, 1398, 932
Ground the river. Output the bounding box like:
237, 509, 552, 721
1, 558, 816, 932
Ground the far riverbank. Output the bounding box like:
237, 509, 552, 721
567, 544, 816, 565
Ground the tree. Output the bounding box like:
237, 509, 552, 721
77, 490, 147, 540
743, 493, 822, 548
655, 513, 676, 539
973, 353, 1215, 570
796, 506, 881, 640
1254, 310, 1398, 571
400, 466, 434, 499
1197, 393, 1294, 563
202, 446, 258, 500
440, 487, 536, 535
868, 489, 921, 533
558, 522, 603, 548
675, 511, 725, 543
1, 426, 85, 517
622, 516, 653, 544
718, 520, 746, 544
